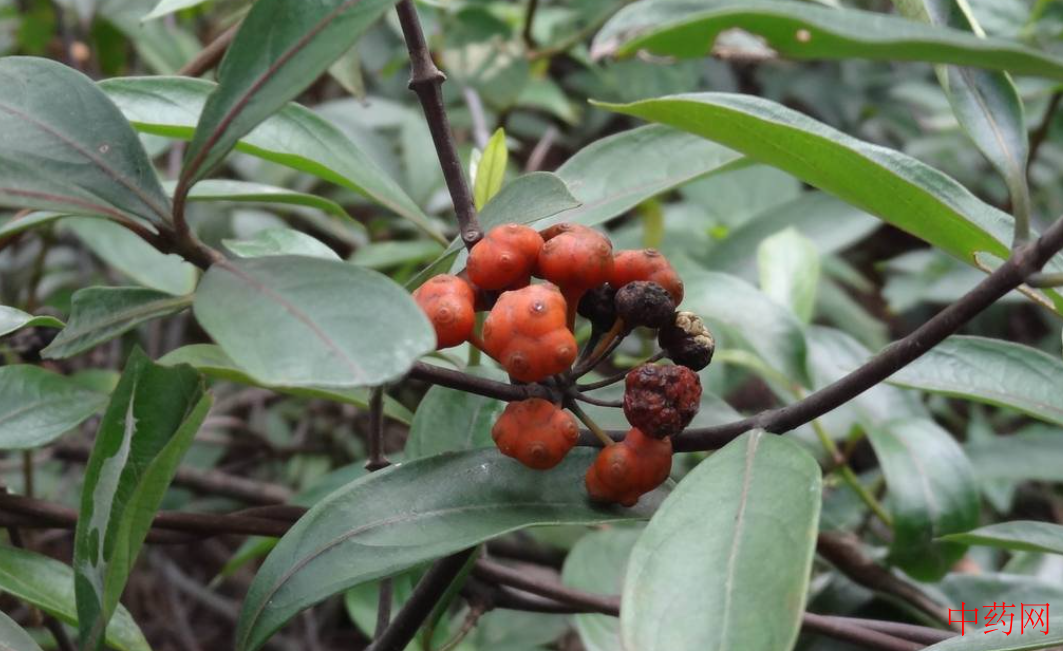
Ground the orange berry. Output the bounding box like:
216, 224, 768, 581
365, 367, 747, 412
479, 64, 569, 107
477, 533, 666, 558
535, 224, 614, 296
483, 284, 577, 382
585, 428, 672, 506
467, 224, 544, 291
492, 398, 579, 470
412, 275, 476, 349
611, 249, 684, 304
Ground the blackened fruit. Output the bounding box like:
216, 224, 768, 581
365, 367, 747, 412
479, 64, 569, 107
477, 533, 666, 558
577, 283, 618, 332
614, 281, 675, 330
623, 364, 702, 438
658, 311, 716, 372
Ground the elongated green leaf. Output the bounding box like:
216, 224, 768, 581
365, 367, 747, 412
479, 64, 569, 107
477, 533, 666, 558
181, 0, 397, 185
194, 256, 434, 388
890, 336, 1063, 426
0, 366, 109, 450
158, 344, 413, 424
236, 448, 665, 651
923, 619, 1063, 651
0, 211, 76, 239
891, 0, 1031, 246
552, 124, 745, 228
622, 431, 821, 651
0, 610, 43, 651
99, 77, 441, 241
404, 369, 507, 460
223, 228, 340, 260
42, 288, 191, 359
702, 191, 880, 280
0, 306, 63, 337
867, 418, 979, 581
758, 227, 820, 324
0, 57, 170, 225
0, 545, 150, 651
593, 0, 1063, 81
181, 179, 353, 223
74, 348, 209, 650
473, 128, 507, 210
966, 427, 1063, 484
143, 0, 209, 21
562, 528, 641, 651
597, 93, 1063, 314
939, 521, 1063, 555
64, 218, 198, 296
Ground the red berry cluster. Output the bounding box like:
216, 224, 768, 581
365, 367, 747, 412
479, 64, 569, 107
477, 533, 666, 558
412, 222, 715, 505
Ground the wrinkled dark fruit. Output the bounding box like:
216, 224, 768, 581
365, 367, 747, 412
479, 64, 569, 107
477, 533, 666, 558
614, 281, 675, 330
658, 311, 716, 372
577, 283, 618, 332
623, 364, 702, 438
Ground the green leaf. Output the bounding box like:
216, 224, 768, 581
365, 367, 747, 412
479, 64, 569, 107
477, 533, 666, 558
0, 610, 43, 651
236, 448, 665, 651
63, 218, 198, 296
922, 619, 1063, 650
757, 227, 820, 324
193, 256, 434, 388
223, 228, 340, 260
142, 0, 209, 21
595, 93, 1063, 314
0, 57, 170, 225
562, 528, 642, 651
42, 288, 191, 360
158, 344, 413, 425
405, 369, 507, 460
679, 266, 808, 385
180, 0, 398, 186
553, 124, 745, 229
890, 0, 1031, 235
180, 179, 354, 223
592, 0, 1063, 81
889, 336, 1063, 427
0, 366, 109, 450
0, 306, 63, 337
866, 418, 980, 581
0, 211, 77, 240
966, 426, 1063, 484
0, 545, 150, 651
473, 128, 508, 210
99, 76, 441, 242
703, 192, 879, 281
621, 431, 821, 651
939, 521, 1063, 555
74, 348, 210, 650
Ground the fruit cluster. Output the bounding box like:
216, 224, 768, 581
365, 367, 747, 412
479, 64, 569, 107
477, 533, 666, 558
412, 222, 715, 506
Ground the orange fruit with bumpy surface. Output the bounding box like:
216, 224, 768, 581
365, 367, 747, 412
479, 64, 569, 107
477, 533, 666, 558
412, 275, 476, 349
585, 428, 672, 506
483, 284, 577, 382
492, 398, 579, 470
467, 224, 544, 291
611, 249, 684, 304
536, 224, 614, 297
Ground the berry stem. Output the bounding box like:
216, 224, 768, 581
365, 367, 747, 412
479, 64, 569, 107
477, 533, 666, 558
565, 401, 614, 447
573, 319, 625, 377
576, 351, 665, 392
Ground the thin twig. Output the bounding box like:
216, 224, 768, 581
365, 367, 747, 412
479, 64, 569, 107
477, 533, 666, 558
659, 212, 1063, 452
802, 612, 922, 651
576, 351, 664, 392
1028, 90, 1062, 173
365, 387, 391, 471
179, 22, 240, 77
366, 549, 477, 651
395, 0, 482, 249
521, 0, 539, 49
473, 559, 618, 615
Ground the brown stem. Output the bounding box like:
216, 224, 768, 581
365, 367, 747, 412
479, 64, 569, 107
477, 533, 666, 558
394, 0, 482, 249
179, 22, 241, 78
365, 387, 391, 471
